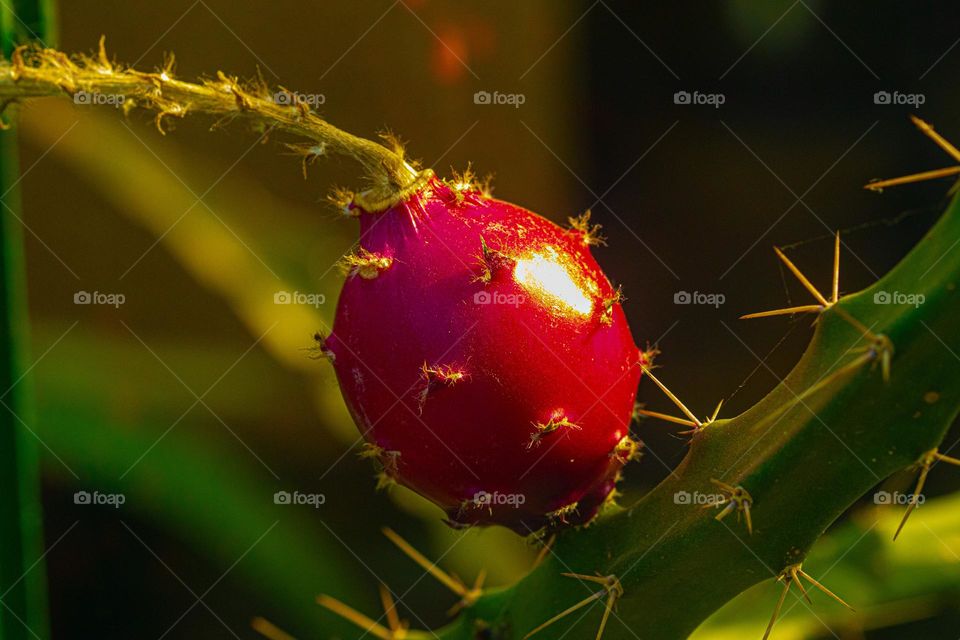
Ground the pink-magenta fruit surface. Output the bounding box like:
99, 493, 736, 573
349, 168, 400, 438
325, 177, 642, 533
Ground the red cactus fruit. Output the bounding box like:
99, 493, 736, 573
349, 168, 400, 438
322, 172, 643, 533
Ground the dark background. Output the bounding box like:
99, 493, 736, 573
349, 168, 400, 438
11, 1, 960, 638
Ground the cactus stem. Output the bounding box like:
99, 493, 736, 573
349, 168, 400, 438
708, 479, 754, 535
756, 350, 874, 433
252, 617, 296, 640
762, 564, 854, 640
523, 573, 622, 640
893, 448, 960, 540
382, 528, 483, 609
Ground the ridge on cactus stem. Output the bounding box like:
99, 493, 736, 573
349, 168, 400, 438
323, 172, 644, 533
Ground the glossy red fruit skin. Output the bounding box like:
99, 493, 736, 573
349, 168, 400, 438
325, 177, 642, 534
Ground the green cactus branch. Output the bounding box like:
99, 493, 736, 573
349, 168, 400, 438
0, 3, 54, 640
429, 189, 960, 639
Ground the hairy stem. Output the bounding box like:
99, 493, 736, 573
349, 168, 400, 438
0, 39, 422, 210
0, 3, 53, 640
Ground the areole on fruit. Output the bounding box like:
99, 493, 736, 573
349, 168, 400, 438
321, 171, 645, 533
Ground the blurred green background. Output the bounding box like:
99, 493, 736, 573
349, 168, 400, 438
6, 1, 960, 637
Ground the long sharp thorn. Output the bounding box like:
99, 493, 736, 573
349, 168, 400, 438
740, 304, 824, 320
710, 399, 724, 423
533, 534, 555, 569
522, 590, 606, 639
596, 591, 616, 640
714, 501, 736, 521
797, 569, 855, 611
911, 115, 960, 162
633, 408, 698, 427
865, 165, 960, 191
561, 572, 608, 585
894, 461, 933, 541
252, 617, 297, 640
832, 231, 841, 304
790, 567, 812, 604
383, 528, 466, 597
379, 583, 402, 634
743, 502, 754, 536
774, 246, 830, 307
317, 595, 393, 640
473, 569, 487, 591
935, 452, 960, 466
762, 578, 791, 640
640, 367, 701, 427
